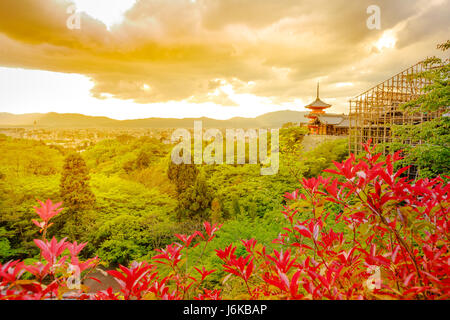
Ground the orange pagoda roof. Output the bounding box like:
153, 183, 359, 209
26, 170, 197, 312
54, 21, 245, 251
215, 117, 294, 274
305, 82, 331, 110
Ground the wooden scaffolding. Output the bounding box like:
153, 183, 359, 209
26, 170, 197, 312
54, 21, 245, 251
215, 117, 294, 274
349, 61, 442, 161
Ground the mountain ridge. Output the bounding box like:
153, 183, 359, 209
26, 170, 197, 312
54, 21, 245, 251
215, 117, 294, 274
0, 110, 319, 128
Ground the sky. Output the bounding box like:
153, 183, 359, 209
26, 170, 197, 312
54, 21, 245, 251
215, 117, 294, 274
0, 0, 449, 120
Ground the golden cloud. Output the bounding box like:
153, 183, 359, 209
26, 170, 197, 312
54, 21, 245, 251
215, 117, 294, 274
0, 0, 448, 108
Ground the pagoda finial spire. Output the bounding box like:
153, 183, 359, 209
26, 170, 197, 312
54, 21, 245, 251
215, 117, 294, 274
316, 81, 320, 99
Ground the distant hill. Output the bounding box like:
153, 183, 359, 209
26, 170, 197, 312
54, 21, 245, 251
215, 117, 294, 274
0, 110, 312, 129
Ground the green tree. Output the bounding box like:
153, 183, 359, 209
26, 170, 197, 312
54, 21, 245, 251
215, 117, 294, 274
302, 138, 349, 178
135, 150, 151, 169
167, 162, 199, 194
247, 201, 258, 220
390, 40, 450, 178
177, 172, 213, 222
279, 126, 308, 180
231, 196, 242, 218
0, 227, 15, 262
59, 153, 96, 211
210, 198, 223, 223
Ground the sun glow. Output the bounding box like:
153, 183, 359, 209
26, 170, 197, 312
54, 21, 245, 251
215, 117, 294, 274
375, 31, 397, 51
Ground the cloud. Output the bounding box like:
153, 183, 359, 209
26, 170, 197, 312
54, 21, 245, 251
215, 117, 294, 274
395, 0, 450, 49
0, 0, 448, 112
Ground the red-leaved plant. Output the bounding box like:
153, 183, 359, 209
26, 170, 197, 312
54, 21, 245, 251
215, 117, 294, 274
1, 140, 448, 300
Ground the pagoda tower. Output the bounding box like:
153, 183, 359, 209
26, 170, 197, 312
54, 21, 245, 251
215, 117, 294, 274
304, 82, 331, 135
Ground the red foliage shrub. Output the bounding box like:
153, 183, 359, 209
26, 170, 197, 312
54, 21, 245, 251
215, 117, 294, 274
1, 141, 448, 300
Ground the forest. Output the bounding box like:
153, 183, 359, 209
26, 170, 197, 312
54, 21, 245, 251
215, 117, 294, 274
0, 125, 349, 268
0, 45, 448, 300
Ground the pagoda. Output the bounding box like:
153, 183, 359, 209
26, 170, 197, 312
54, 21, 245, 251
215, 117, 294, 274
304, 83, 331, 135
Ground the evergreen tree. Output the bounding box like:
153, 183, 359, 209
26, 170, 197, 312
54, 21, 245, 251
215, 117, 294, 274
167, 162, 199, 194
135, 150, 151, 170
177, 173, 213, 221
59, 153, 96, 211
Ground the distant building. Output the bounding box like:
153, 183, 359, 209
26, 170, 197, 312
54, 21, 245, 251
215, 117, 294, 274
302, 83, 349, 136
